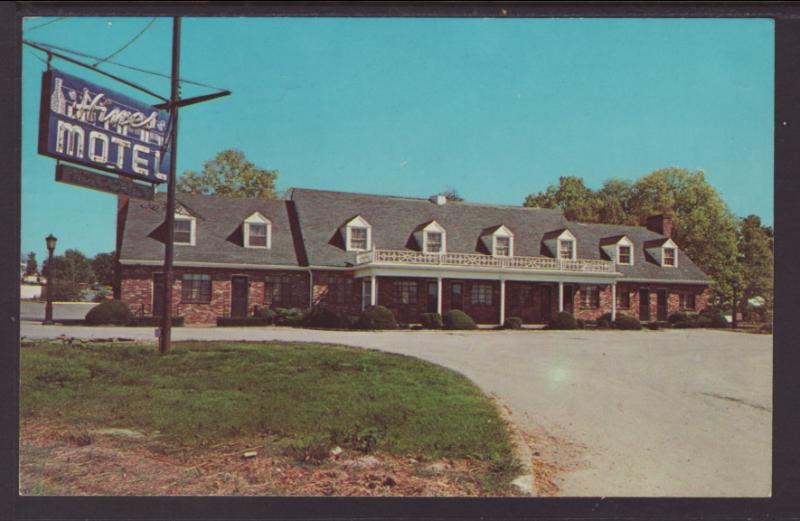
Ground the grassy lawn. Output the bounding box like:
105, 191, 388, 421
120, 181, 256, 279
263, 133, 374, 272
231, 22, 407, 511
21, 340, 520, 494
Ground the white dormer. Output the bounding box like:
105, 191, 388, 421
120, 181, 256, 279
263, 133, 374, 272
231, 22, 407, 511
174, 206, 197, 246
414, 220, 447, 254
601, 235, 634, 265
342, 215, 372, 252
243, 211, 272, 249
645, 238, 679, 267
481, 225, 514, 257
543, 229, 576, 260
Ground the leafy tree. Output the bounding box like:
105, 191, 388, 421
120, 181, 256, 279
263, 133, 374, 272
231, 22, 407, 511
597, 179, 637, 225
24, 252, 37, 277
91, 251, 115, 286
438, 187, 464, 202
42, 249, 95, 301
523, 176, 601, 222
177, 149, 279, 198
736, 215, 773, 319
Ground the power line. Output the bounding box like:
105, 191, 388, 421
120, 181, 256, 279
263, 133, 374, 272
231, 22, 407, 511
93, 18, 157, 67
24, 17, 66, 33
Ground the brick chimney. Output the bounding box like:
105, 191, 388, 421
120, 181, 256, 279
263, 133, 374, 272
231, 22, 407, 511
646, 214, 673, 237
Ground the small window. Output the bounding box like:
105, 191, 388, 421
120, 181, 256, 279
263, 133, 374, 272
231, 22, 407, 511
471, 283, 493, 305
248, 223, 268, 248
664, 248, 676, 266
350, 227, 368, 250
362, 279, 372, 310
393, 280, 418, 305
559, 239, 574, 260
582, 285, 600, 309
181, 273, 211, 303
265, 275, 292, 306
680, 292, 696, 311
616, 287, 630, 308
426, 232, 443, 253
618, 245, 632, 264
495, 237, 511, 256
174, 219, 192, 244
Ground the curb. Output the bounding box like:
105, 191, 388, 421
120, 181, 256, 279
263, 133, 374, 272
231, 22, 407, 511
492, 396, 537, 496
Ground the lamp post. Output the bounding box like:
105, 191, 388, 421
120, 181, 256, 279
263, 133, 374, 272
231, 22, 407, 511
732, 253, 746, 330
43, 234, 57, 325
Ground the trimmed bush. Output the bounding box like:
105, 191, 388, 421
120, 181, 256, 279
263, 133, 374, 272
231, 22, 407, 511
502, 316, 523, 330
420, 313, 444, 329
254, 307, 278, 323
302, 304, 348, 329
700, 309, 729, 328
672, 321, 690, 329
645, 321, 660, 330
597, 312, 613, 329
443, 309, 477, 330
273, 307, 307, 326
613, 313, 642, 330
217, 317, 271, 327
84, 300, 134, 326
356, 305, 398, 330
668, 312, 689, 324
576, 318, 586, 330
547, 312, 577, 330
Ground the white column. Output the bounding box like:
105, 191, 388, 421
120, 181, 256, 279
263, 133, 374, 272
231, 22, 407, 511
436, 277, 443, 315
611, 283, 617, 321
370, 275, 377, 306
558, 282, 564, 312
499, 278, 506, 325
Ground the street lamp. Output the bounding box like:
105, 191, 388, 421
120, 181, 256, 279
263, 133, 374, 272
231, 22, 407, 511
43, 234, 57, 325
732, 253, 746, 330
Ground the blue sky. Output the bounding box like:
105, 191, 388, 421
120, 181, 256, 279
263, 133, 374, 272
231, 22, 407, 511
21, 17, 774, 262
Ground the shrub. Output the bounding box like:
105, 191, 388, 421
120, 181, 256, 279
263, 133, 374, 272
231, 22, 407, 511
613, 314, 642, 330
217, 317, 271, 327
688, 314, 712, 328
502, 316, 522, 330
420, 313, 444, 329
700, 309, 729, 328
672, 321, 690, 329
758, 323, 773, 334
274, 307, 307, 326
84, 300, 134, 325
356, 305, 398, 330
668, 312, 689, 324
254, 307, 278, 323
443, 309, 477, 330
597, 312, 613, 329
547, 312, 577, 330
576, 318, 586, 330
302, 304, 348, 329
645, 321, 660, 330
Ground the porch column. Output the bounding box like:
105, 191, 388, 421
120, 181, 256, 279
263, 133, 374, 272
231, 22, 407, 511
499, 278, 506, 326
370, 275, 377, 306
611, 282, 617, 321
436, 276, 443, 315
558, 281, 564, 312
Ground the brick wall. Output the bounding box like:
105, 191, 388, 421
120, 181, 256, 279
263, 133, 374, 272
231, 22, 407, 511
615, 283, 709, 321
312, 270, 361, 317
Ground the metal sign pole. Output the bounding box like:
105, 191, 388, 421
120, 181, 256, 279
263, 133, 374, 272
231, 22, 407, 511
159, 17, 181, 354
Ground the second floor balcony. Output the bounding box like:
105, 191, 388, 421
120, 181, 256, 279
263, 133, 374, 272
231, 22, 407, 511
355, 249, 616, 274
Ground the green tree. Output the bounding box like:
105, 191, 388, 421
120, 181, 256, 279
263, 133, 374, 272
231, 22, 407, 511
42, 249, 95, 301
523, 176, 601, 222
438, 187, 464, 202
597, 179, 637, 225
91, 251, 116, 286
736, 215, 773, 319
177, 149, 279, 198
24, 252, 38, 277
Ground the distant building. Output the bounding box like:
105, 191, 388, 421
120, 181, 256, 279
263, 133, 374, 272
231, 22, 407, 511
116, 188, 710, 325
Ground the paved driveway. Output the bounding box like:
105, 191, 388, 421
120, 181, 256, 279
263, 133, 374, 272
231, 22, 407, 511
20, 323, 771, 497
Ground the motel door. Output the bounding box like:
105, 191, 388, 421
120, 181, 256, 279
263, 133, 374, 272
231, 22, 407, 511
657, 290, 668, 321
427, 282, 438, 313
563, 285, 575, 314
540, 285, 552, 323
450, 282, 463, 311
152, 273, 164, 317
639, 289, 650, 321
231, 276, 249, 318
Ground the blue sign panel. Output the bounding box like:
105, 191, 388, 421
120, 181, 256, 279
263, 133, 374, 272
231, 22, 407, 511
39, 69, 171, 183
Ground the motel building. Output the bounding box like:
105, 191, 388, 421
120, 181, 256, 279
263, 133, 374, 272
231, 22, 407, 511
115, 188, 711, 326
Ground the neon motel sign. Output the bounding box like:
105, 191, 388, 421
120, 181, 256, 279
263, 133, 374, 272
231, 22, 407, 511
39, 69, 171, 183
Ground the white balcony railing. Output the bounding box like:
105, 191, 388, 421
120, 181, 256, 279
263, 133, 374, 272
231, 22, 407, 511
355, 249, 615, 273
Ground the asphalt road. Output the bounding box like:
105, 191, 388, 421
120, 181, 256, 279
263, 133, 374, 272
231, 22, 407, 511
20, 324, 771, 497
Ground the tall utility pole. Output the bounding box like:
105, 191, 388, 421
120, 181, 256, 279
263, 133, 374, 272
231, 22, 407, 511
159, 17, 181, 354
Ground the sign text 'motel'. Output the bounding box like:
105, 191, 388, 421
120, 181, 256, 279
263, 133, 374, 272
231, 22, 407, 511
39, 69, 171, 183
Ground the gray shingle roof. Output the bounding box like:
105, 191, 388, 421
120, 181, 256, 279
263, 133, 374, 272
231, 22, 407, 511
290, 188, 710, 282
119, 193, 304, 267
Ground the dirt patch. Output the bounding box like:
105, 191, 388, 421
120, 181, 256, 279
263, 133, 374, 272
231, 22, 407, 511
516, 423, 589, 497
20, 419, 524, 497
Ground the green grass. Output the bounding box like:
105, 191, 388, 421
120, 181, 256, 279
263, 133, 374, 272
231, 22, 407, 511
21, 341, 517, 477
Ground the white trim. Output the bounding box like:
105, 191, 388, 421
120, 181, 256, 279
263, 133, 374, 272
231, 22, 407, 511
243, 212, 272, 249
173, 214, 196, 246
619, 278, 709, 285
353, 265, 621, 284
343, 215, 372, 252
414, 220, 447, 254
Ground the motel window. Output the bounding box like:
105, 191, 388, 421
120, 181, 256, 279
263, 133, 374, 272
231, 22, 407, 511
362, 279, 372, 310
425, 232, 443, 254
181, 273, 211, 303
248, 223, 268, 248
265, 275, 292, 306
393, 280, 418, 305
559, 239, 574, 260
495, 237, 511, 257
616, 287, 631, 308
323, 278, 352, 305
680, 292, 696, 311
618, 245, 632, 265
663, 248, 676, 267
471, 283, 493, 306
174, 218, 193, 244
582, 285, 600, 309
350, 227, 369, 250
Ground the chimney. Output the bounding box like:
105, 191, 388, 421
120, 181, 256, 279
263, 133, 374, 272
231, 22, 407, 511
646, 214, 673, 237
430, 194, 447, 206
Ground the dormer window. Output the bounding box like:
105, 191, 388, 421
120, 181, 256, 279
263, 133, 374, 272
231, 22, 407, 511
426, 232, 443, 253
244, 212, 271, 249
559, 239, 574, 260
342, 215, 372, 252
174, 216, 196, 245
664, 247, 676, 267
495, 237, 511, 257
482, 225, 514, 257
618, 245, 632, 265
